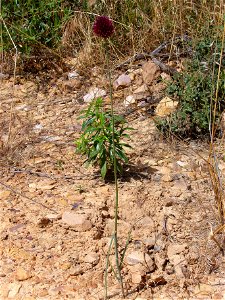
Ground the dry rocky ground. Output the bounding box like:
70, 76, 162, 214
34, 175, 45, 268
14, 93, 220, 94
0, 58, 225, 299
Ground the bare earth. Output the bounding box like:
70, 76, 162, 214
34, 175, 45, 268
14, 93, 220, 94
0, 65, 225, 299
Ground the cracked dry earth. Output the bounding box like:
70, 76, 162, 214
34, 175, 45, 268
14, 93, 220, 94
0, 75, 225, 300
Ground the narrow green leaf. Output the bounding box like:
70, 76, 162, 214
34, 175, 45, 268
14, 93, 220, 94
101, 161, 107, 178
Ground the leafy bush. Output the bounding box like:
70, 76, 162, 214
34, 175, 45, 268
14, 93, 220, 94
157, 35, 225, 138
76, 98, 132, 179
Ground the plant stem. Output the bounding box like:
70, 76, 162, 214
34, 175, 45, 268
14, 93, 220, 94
104, 235, 114, 300
105, 43, 125, 298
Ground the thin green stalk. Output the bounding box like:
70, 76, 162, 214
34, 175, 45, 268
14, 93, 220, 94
105, 43, 125, 298
104, 235, 114, 300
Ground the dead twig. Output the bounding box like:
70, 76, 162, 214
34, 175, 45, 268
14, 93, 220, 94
0, 181, 59, 213
115, 34, 191, 75
7, 167, 100, 181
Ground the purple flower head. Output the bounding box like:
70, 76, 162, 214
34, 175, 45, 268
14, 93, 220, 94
93, 16, 114, 38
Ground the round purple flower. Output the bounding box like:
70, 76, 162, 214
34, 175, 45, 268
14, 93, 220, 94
93, 16, 114, 38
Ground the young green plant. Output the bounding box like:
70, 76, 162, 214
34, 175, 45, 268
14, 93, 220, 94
76, 97, 132, 179
76, 15, 133, 299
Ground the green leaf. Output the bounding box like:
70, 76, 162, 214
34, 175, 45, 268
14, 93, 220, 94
115, 149, 128, 163
101, 161, 107, 179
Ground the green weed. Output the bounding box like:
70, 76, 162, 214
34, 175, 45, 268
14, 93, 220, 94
157, 34, 225, 138
1, 0, 73, 53
76, 97, 133, 179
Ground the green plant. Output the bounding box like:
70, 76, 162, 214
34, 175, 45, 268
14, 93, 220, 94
76, 97, 132, 179
157, 34, 225, 138
1, 0, 73, 53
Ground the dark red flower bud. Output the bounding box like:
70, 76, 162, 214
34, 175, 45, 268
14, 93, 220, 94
93, 16, 114, 38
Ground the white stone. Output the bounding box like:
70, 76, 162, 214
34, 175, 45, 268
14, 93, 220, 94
33, 124, 43, 132
8, 283, 22, 298
83, 87, 106, 103
68, 71, 79, 80
124, 95, 136, 107
177, 160, 188, 167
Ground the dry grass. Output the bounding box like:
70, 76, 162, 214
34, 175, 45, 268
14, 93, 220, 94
61, 1, 225, 67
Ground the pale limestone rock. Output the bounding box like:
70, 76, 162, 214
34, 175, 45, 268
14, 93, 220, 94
84, 252, 100, 265
15, 267, 31, 281
113, 74, 131, 90
8, 282, 22, 298
124, 95, 136, 107
167, 243, 187, 259
126, 251, 155, 271
0, 190, 11, 200
155, 96, 178, 117
68, 71, 79, 79
83, 87, 106, 103
62, 211, 92, 231
133, 84, 149, 100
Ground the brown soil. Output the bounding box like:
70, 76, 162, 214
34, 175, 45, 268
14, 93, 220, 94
0, 66, 225, 300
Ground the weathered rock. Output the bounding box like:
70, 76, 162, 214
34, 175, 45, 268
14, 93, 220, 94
133, 84, 149, 100
62, 212, 93, 231
161, 174, 173, 182
126, 251, 156, 272
167, 243, 187, 259
128, 264, 148, 284
68, 71, 79, 79
143, 238, 155, 249
84, 252, 100, 266
142, 61, 160, 85
83, 87, 106, 103
0, 190, 11, 200
155, 252, 167, 270
8, 282, 22, 298
63, 79, 82, 91
155, 96, 178, 117
193, 283, 214, 296
69, 266, 83, 276
176, 160, 188, 168
45, 213, 61, 220
60, 262, 72, 270
136, 216, 154, 229
36, 217, 52, 228
15, 104, 31, 111
131, 271, 143, 284
161, 72, 171, 81
124, 95, 136, 107
128, 71, 136, 81
29, 179, 56, 191
113, 74, 131, 89
15, 267, 31, 281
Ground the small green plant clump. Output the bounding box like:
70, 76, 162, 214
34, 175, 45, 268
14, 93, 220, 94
157, 35, 225, 138
76, 98, 133, 179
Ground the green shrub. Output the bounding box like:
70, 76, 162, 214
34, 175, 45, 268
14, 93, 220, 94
157, 35, 225, 138
1, 0, 74, 53
76, 98, 133, 179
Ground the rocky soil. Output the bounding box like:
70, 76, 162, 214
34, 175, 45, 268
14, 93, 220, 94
0, 58, 225, 299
